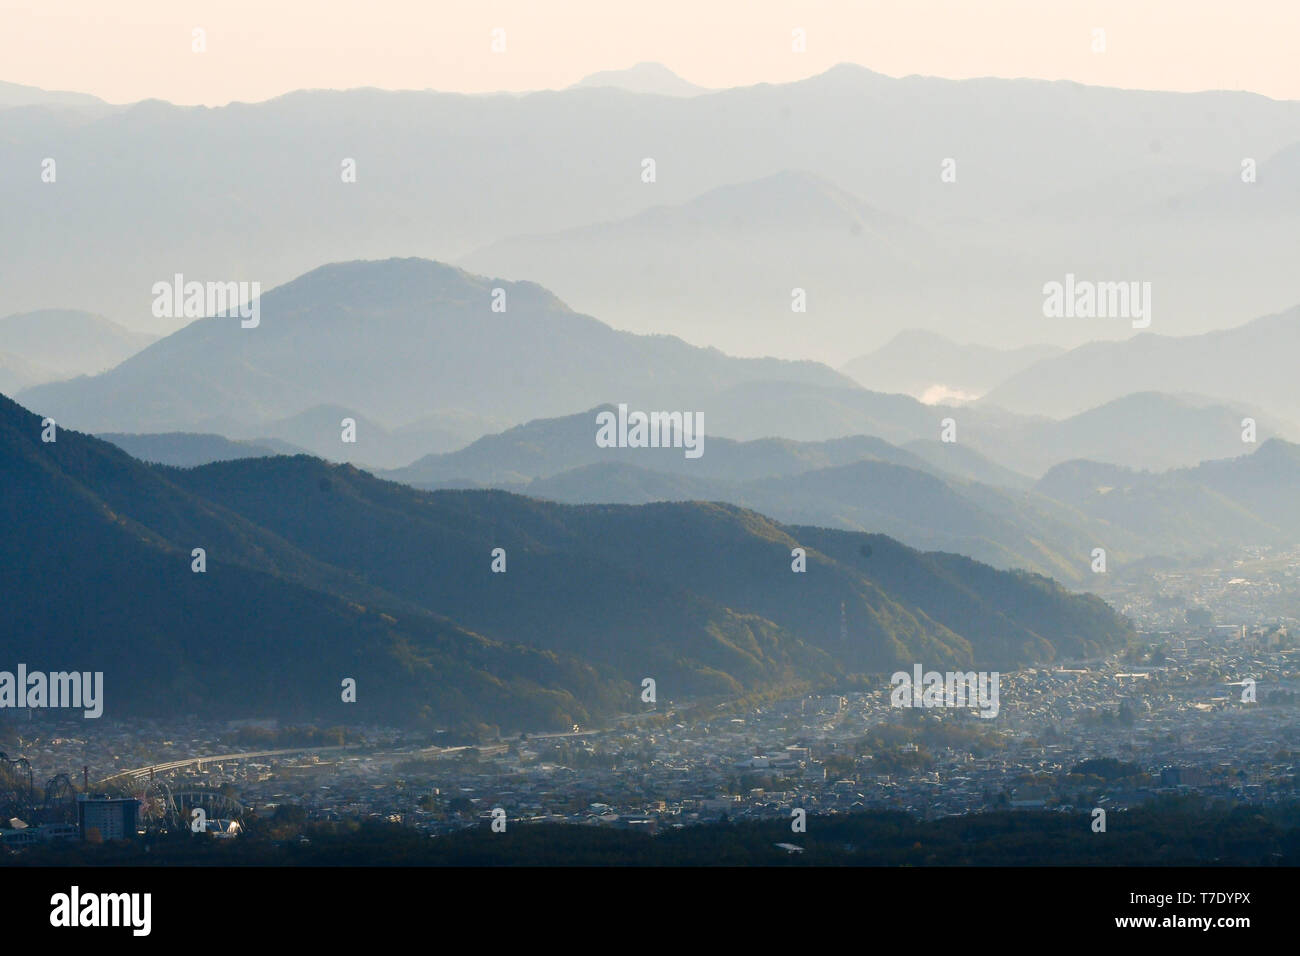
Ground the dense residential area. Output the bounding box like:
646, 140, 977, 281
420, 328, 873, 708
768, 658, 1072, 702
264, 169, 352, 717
4, 579, 1296, 860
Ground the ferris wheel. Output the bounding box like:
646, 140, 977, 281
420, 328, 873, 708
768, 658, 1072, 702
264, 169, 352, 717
132, 776, 179, 828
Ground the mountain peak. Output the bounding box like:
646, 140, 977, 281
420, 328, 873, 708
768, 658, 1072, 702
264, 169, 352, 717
269, 257, 570, 314
0, 79, 107, 109
16, 257, 847, 442
799, 63, 895, 89
1251, 436, 1300, 464
572, 62, 709, 97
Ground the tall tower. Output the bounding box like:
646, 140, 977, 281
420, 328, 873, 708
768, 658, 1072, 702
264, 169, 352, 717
840, 602, 847, 644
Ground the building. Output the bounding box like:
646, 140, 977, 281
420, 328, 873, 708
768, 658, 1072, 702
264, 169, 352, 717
77, 795, 140, 841
0, 826, 38, 847
37, 823, 79, 842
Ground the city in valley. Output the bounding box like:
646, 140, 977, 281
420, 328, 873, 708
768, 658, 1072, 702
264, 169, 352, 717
3, 547, 1297, 853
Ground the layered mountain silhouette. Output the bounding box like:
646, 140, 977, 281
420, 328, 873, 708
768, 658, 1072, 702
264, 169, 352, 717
4, 69, 1299, 352
239, 404, 509, 466
97, 432, 303, 467
0, 392, 622, 732
17, 258, 847, 460
982, 306, 1300, 422
0, 391, 1133, 728
388, 392, 1280, 493
23, 254, 1261, 475
0, 350, 54, 394
675, 382, 1280, 475
977, 392, 1295, 475
1035, 438, 1300, 557
0, 309, 156, 380
519, 459, 1105, 585
25, 250, 1270, 483
385, 404, 1027, 487
458, 170, 946, 357
171, 456, 1130, 676
380, 403, 1300, 579
841, 331, 1063, 402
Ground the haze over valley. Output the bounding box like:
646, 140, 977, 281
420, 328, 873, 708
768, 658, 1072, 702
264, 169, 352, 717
3, 27, 1299, 879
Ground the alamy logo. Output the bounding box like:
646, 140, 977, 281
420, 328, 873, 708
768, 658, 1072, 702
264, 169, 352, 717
0, 665, 103, 718
890, 664, 1000, 718
151, 273, 260, 328
50, 886, 150, 936
1042, 273, 1151, 329
595, 403, 704, 459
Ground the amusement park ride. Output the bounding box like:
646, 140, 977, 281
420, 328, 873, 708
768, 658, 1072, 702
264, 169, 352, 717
0, 752, 79, 823
132, 772, 246, 833
1, 751, 244, 833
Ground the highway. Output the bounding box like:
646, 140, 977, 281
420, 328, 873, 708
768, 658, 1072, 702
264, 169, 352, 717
95, 710, 672, 787
95, 745, 361, 786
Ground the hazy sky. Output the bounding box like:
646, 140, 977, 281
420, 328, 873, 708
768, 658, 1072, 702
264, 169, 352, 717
3, 0, 1298, 106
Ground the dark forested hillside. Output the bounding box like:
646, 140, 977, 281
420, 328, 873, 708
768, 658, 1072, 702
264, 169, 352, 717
1, 392, 1134, 730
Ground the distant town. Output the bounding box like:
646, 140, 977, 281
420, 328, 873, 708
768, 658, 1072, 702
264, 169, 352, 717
3, 546, 1297, 854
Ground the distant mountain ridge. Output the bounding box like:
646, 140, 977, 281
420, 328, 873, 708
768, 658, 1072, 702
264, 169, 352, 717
97, 432, 304, 467
0, 80, 109, 109
392, 388, 1286, 490
3, 69, 1298, 350
572, 63, 710, 97
1034, 437, 1300, 557
0, 390, 1133, 728
0, 309, 156, 379
842, 331, 1063, 402
382, 403, 1300, 581
0, 350, 55, 394
458, 170, 951, 359
982, 306, 1300, 421
18, 258, 850, 460
980, 391, 1296, 475
384, 403, 1024, 487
